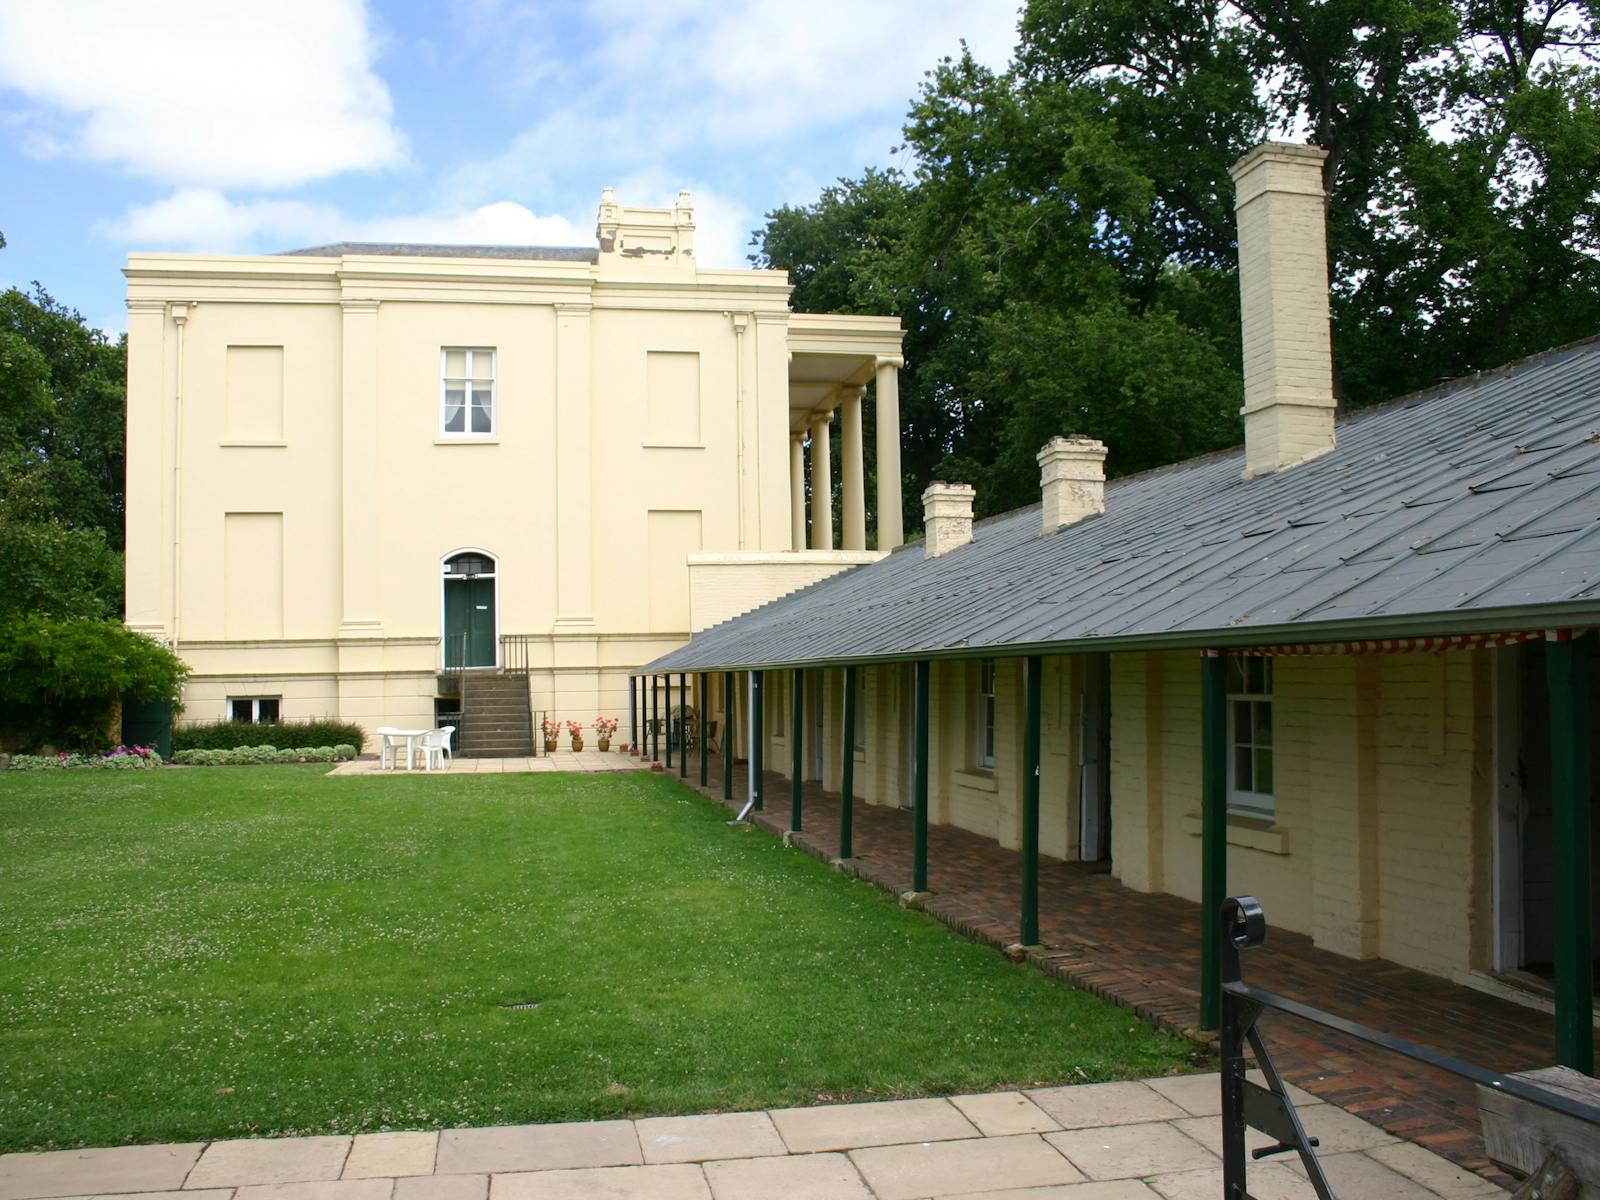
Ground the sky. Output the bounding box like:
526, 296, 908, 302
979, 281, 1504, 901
0, 0, 1022, 335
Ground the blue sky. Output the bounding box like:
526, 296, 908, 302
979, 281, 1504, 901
0, 0, 1021, 334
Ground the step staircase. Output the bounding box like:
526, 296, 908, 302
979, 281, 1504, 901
458, 672, 534, 757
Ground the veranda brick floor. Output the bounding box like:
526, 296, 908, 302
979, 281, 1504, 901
650, 747, 1555, 1190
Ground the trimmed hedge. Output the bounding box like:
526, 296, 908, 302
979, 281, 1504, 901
173, 719, 365, 752
171, 744, 357, 766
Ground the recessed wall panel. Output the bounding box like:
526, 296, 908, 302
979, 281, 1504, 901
224, 512, 284, 638
647, 509, 702, 631
225, 345, 285, 441
645, 351, 701, 444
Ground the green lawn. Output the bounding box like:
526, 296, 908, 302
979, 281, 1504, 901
0, 767, 1195, 1151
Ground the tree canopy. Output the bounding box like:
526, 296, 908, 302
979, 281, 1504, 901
755, 0, 1600, 522
0, 254, 127, 620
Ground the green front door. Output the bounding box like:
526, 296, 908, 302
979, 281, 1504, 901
444, 575, 496, 668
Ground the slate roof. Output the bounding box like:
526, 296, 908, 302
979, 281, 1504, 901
277, 242, 598, 263
648, 337, 1600, 673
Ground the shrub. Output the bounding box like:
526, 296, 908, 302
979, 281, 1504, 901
172, 718, 365, 752
0, 617, 187, 751
170, 743, 357, 767
7, 745, 163, 770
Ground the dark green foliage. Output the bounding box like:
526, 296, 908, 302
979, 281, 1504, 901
0, 616, 187, 751
172, 718, 368, 752
755, 0, 1600, 521
0, 276, 128, 620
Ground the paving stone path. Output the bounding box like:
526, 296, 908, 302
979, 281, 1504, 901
0, 1076, 1504, 1199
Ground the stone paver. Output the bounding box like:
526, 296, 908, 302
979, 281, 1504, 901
947, 1092, 1061, 1136
849, 1134, 1084, 1200
956, 1185, 1161, 1199
635, 1112, 786, 1164
769, 1098, 978, 1153
1047, 1122, 1218, 1181
233, 1182, 393, 1200
490, 1162, 710, 1199
0, 1076, 1503, 1200
434, 1120, 640, 1176
1147, 1161, 1313, 1200
1026, 1081, 1186, 1130
1367, 1143, 1505, 1199
0, 1143, 203, 1200
187, 1135, 350, 1189
343, 1131, 437, 1179
394, 1175, 488, 1200
702, 1151, 872, 1200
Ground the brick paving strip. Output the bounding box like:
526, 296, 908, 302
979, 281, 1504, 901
682, 757, 1557, 1190
0, 1077, 1503, 1199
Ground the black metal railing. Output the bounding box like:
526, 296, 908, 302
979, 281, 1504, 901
441, 633, 469, 683
1219, 895, 1600, 1199
501, 634, 534, 675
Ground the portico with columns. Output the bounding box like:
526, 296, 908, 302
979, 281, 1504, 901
786, 313, 905, 554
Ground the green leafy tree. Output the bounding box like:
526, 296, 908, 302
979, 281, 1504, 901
756, 1, 1600, 521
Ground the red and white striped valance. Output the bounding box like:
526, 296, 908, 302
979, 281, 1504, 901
1203, 630, 1586, 657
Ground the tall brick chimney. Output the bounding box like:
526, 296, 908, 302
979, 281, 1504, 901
922, 481, 976, 558
1230, 142, 1336, 478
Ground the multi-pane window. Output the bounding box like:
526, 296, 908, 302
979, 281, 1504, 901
1227, 656, 1274, 817
975, 659, 997, 770
441, 348, 495, 436
229, 696, 280, 724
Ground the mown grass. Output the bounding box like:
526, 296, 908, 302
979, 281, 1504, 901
0, 766, 1195, 1151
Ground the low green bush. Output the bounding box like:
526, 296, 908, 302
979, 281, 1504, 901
8, 746, 164, 770
171, 744, 356, 766
172, 719, 365, 752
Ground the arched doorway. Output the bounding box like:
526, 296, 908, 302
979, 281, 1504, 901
442, 551, 497, 669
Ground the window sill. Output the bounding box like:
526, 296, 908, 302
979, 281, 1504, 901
953, 767, 998, 794
219, 439, 287, 448
642, 442, 706, 450
435, 437, 500, 446
1181, 812, 1289, 855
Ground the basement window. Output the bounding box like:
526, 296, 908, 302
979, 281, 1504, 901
229, 696, 281, 724
1227, 657, 1274, 818
974, 659, 997, 770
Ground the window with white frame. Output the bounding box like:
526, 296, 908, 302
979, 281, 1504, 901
441, 348, 495, 436
1227, 656, 1274, 817
974, 659, 997, 770
229, 696, 281, 724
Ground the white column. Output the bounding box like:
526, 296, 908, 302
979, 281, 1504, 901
840, 385, 866, 551
790, 432, 806, 551
874, 357, 903, 549
810, 413, 833, 551
554, 302, 595, 630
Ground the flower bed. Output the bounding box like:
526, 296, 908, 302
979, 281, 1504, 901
8, 746, 164, 771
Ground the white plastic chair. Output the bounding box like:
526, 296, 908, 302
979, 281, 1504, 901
420, 726, 455, 772
376, 726, 403, 771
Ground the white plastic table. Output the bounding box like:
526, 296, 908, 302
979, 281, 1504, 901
383, 728, 431, 771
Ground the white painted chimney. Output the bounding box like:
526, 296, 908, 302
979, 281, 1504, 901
1230, 142, 1337, 478
1038, 435, 1107, 533
922, 481, 976, 559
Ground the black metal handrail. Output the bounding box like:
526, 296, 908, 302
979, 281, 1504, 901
501, 634, 534, 675
441, 633, 468, 681
1219, 895, 1600, 1199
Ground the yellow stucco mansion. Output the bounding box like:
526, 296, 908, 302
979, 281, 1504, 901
123, 192, 903, 749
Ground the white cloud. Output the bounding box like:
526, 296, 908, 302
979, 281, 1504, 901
456, 0, 1020, 200
0, 0, 404, 189
101, 189, 593, 254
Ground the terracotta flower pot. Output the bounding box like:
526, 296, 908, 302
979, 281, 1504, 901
570, 736, 584, 752
544, 738, 558, 753
598, 737, 611, 752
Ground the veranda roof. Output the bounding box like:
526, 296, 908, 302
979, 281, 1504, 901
647, 336, 1600, 673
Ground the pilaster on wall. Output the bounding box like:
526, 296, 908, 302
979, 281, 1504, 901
338, 298, 382, 644
125, 299, 168, 636
753, 313, 792, 551
555, 302, 595, 631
